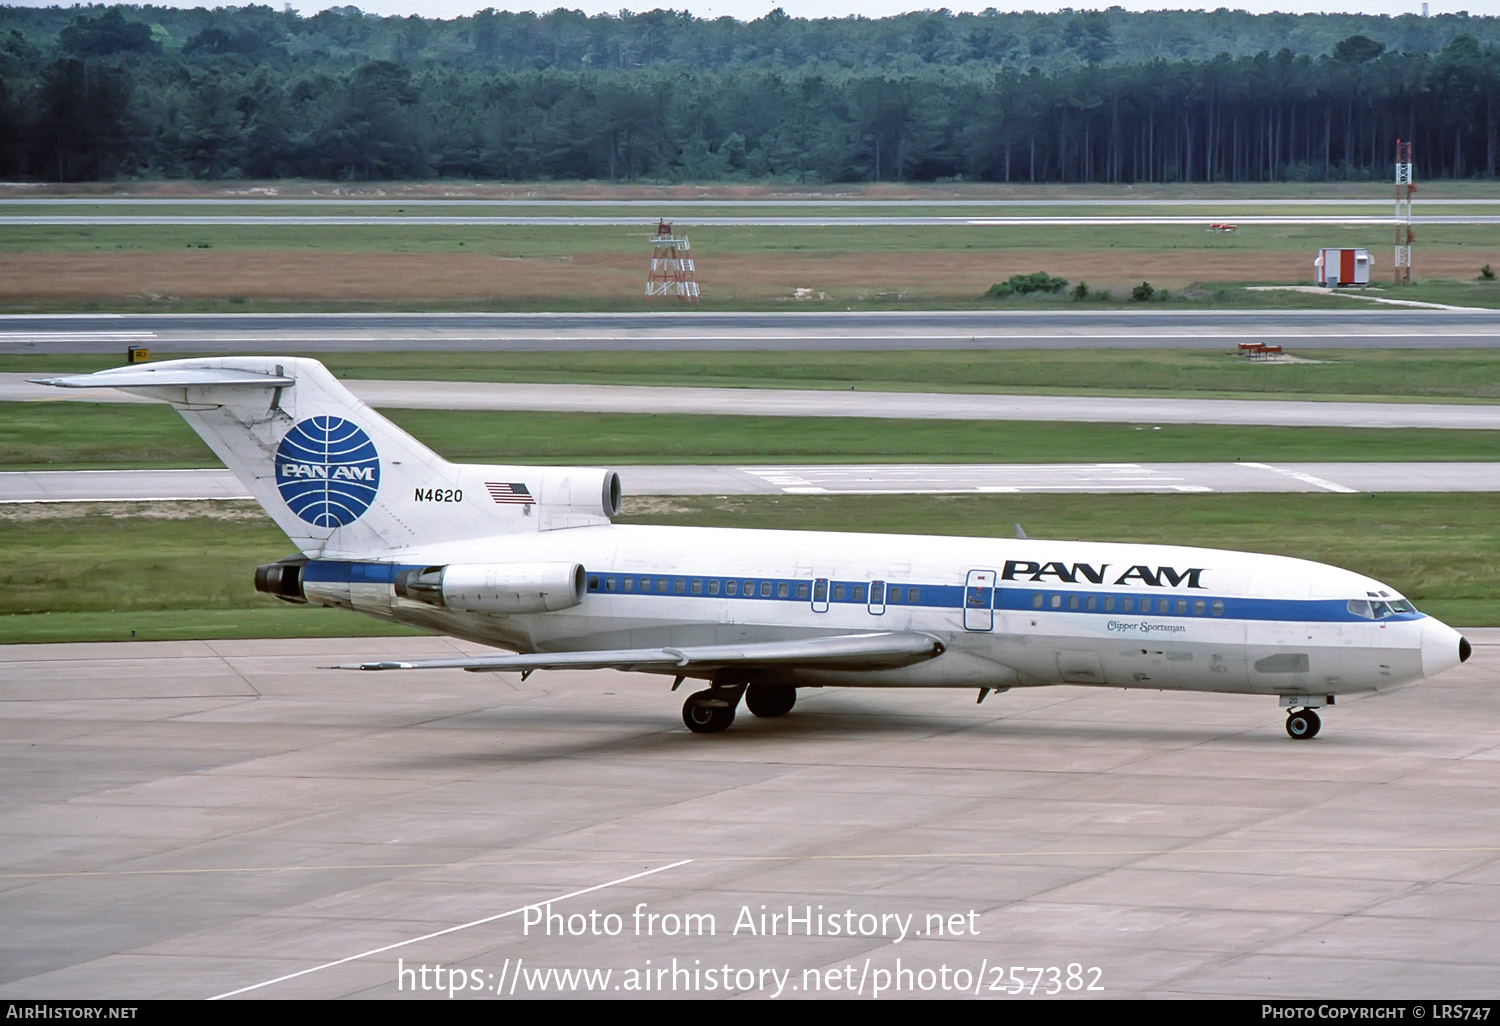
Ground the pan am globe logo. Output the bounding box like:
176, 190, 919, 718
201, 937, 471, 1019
275, 417, 380, 528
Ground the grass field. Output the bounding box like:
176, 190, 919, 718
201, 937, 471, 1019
6, 179, 1496, 199
1, 187, 1496, 311
2, 492, 1493, 644
4, 401, 1497, 471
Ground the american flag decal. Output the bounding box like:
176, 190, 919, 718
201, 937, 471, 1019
486, 482, 535, 505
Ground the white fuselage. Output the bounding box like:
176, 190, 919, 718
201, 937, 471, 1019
301, 523, 1462, 698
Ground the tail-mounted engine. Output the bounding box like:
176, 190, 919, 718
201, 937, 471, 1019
254, 559, 308, 604
395, 562, 587, 614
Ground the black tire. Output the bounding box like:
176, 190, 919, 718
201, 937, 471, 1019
745, 683, 796, 718
682, 691, 736, 734
1286, 709, 1321, 740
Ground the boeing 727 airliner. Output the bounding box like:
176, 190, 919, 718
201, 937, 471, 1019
37, 357, 1471, 739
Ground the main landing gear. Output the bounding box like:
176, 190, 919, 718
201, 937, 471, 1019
744, 683, 797, 718
1281, 695, 1332, 740
681, 682, 798, 733
681, 682, 746, 734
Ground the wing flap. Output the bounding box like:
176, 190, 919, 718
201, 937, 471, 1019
336, 631, 945, 674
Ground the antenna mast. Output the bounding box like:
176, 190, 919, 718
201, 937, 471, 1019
1395, 139, 1414, 285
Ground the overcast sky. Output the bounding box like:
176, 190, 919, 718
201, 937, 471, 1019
8, 1, 1499, 22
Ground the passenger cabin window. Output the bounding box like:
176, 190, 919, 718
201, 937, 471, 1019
726, 581, 738, 596
709, 580, 720, 596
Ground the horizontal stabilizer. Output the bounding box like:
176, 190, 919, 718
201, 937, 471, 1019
335, 631, 945, 674
31, 366, 295, 389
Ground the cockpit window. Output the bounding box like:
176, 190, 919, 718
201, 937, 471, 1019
1348, 598, 1415, 620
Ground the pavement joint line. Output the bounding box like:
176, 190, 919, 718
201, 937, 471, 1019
205, 857, 695, 1000
10, 845, 1500, 884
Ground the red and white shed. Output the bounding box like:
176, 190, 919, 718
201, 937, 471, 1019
1315, 248, 1372, 287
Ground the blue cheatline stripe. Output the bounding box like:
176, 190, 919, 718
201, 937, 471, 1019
297, 560, 1424, 625
302, 561, 422, 584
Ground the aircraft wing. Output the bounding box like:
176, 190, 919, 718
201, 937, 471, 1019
336, 631, 945, 674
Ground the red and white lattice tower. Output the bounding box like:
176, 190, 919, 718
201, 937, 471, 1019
1395, 139, 1414, 285
645, 220, 699, 302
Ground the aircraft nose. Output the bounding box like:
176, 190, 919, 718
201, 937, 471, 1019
1421, 618, 1468, 680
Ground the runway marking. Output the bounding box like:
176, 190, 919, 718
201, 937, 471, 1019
0, 331, 154, 339
1238, 462, 1359, 493
206, 858, 694, 1000
741, 462, 1216, 496
780, 485, 1215, 494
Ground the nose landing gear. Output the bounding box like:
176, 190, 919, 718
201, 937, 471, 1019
1285, 707, 1322, 740
1280, 695, 1332, 740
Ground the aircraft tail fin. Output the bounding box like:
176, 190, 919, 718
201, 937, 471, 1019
35, 357, 620, 557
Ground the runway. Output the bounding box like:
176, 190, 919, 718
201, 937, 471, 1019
3, 309, 1499, 354
10, 373, 1500, 430
7, 214, 1499, 227
1, 633, 1497, 999
11, 196, 1500, 208
6, 462, 1500, 503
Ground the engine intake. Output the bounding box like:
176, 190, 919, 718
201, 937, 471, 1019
396, 562, 586, 614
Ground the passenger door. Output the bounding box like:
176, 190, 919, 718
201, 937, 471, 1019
963, 569, 996, 632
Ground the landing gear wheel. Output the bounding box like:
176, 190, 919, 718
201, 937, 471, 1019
683, 690, 736, 734
1286, 708, 1322, 740
745, 684, 796, 718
